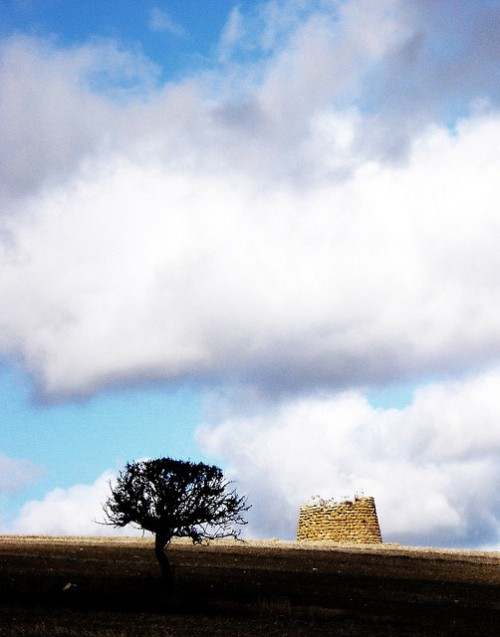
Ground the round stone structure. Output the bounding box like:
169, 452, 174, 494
296, 496, 383, 544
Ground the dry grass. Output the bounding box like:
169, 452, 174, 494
4, 533, 499, 565
1, 535, 499, 636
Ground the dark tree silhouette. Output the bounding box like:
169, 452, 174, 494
102, 457, 250, 587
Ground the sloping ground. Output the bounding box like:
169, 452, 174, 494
0, 536, 499, 636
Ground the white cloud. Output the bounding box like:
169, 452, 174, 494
10, 470, 142, 536
197, 368, 500, 548
149, 8, 185, 37
0, 452, 40, 494
1, 108, 500, 398
1, 3, 499, 401
0, 35, 159, 202
256, 0, 410, 120
218, 7, 245, 62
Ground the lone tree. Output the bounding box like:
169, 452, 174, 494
102, 457, 250, 586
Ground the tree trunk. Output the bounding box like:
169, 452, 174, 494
154, 532, 173, 589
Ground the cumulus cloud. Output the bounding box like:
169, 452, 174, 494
10, 470, 142, 536
1, 109, 500, 398
1, 1, 499, 401
0, 35, 159, 201
197, 368, 500, 549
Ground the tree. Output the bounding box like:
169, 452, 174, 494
102, 457, 250, 587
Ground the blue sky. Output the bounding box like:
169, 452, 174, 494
0, 362, 201, 525
1, 0, 500, 548
0, 0, 278, 83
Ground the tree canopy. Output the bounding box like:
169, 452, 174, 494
102, 457, 250, 585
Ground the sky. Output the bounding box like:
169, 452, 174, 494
1, 0, 500, 549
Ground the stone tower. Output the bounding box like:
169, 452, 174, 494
296, 496, 382, 544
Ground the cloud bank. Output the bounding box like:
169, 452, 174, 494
1, 4, 500, 398
198, 368, 500, 549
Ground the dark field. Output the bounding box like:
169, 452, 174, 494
0, 536, 499, 636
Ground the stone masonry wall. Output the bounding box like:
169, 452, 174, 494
296, 497, 383, 543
